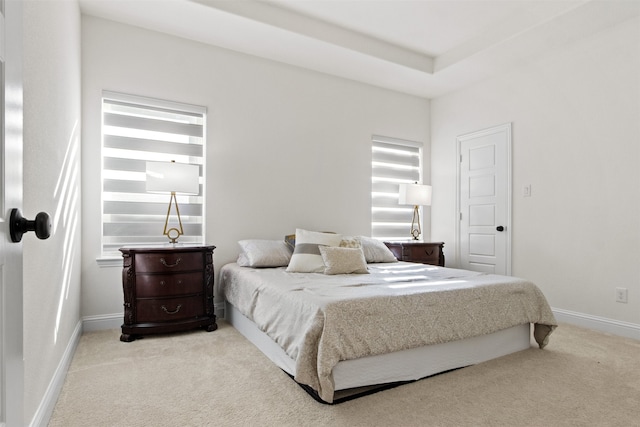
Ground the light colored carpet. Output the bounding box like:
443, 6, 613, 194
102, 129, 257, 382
49, 320, 640, 427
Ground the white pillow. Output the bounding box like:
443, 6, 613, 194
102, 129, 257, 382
286, 229, 343, 273
237, 240, 292, 268
319, 246, 369, 275
357, 236, 398, 263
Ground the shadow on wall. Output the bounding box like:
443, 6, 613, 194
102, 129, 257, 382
53, 119, 81, 343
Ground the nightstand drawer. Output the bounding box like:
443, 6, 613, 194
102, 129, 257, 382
136, 296, 204, 322
402, 245, 440, 264
134, 252, 203, 273
135, 272, 203, 298
383, 241, 445, 266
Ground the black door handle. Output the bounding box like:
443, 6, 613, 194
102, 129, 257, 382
496, 226, 504, 232
10, 208, 51, 242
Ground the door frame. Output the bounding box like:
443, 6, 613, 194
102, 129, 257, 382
455, 123, 512, 275
1, 0, 24, 425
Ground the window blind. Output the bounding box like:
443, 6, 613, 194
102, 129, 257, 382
371, 135, 422, 241
101, 92, 206, 256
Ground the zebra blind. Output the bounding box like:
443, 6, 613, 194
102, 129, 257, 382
371, 135, 422, 241
101, 91, 206, 256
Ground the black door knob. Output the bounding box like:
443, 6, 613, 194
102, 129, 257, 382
496, 226, 504, 232
9, 208, 51, 242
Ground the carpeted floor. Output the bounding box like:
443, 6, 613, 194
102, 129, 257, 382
49, 320, 640, 427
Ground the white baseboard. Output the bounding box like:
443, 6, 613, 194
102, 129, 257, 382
81, 308, 228, 332
29, 320, 83, 427
81, 309, 227, 331
82, 313, 122, 331
80, 308, 639, 340
552, 307, 640, 341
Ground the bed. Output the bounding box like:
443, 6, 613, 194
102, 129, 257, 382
219, 232, 557, 403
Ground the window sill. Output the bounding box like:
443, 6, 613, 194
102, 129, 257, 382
96, 257, 122, 268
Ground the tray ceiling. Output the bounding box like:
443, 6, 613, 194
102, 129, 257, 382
79, 0, 640, 98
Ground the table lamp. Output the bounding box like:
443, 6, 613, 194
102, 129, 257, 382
146, 160, 200, 244
398, 183, 432, 240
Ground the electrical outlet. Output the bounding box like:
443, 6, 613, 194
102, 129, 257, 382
615, 287, 628, 303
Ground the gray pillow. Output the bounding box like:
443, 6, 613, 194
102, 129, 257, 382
237, 239, 292, 267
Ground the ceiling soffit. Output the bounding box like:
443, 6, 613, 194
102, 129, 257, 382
79, 0, 640, 98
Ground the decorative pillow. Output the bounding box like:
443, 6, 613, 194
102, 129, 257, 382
236, 240, 292, 268
319, 246, 369, 275
357, 236, 398, 263
339, 236, 362, 248
286, 229, 343, 273
287, 231, 337, 250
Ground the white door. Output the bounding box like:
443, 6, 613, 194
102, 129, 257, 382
457, 123, 511, 275
0, 1, 24, 425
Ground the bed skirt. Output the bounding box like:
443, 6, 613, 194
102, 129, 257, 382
226, 301, 532, 401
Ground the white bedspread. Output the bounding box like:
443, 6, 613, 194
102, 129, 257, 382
220, 262, 557, 402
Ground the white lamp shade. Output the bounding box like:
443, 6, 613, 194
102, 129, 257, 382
399, 183, 432, 206
146, 161, 200, 194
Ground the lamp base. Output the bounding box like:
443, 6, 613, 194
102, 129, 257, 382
165, 227, 181, 244
409, 205, 422, 240
162, 192, 185, 243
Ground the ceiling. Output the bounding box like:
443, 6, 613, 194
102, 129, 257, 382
79, 0, 640, 98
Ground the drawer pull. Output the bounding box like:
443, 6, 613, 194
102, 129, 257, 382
160, 257, 182, 268
161, 304, 182, 315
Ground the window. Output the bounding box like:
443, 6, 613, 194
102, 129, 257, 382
371, 135, 423, 241
101, 92, 206, 256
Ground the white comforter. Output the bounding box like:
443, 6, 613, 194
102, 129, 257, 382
220, 262, 557, 402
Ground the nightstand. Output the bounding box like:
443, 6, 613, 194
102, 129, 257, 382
119, 245, 217, 342
384, 241, 445, 266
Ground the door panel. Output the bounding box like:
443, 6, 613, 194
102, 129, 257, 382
469, 234, 495, 256
469, 204, 495, 226
469, 175, 495, 197
458, 123, 511, 275
469, 144, 495, 170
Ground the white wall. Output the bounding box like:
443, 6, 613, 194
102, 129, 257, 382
81, 16, 430, 320
23, 0, 82, 424
431, 17, 640, 328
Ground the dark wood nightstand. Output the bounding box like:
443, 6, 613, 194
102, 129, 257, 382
384, 241, 445, 266
119, 245, 217, 342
